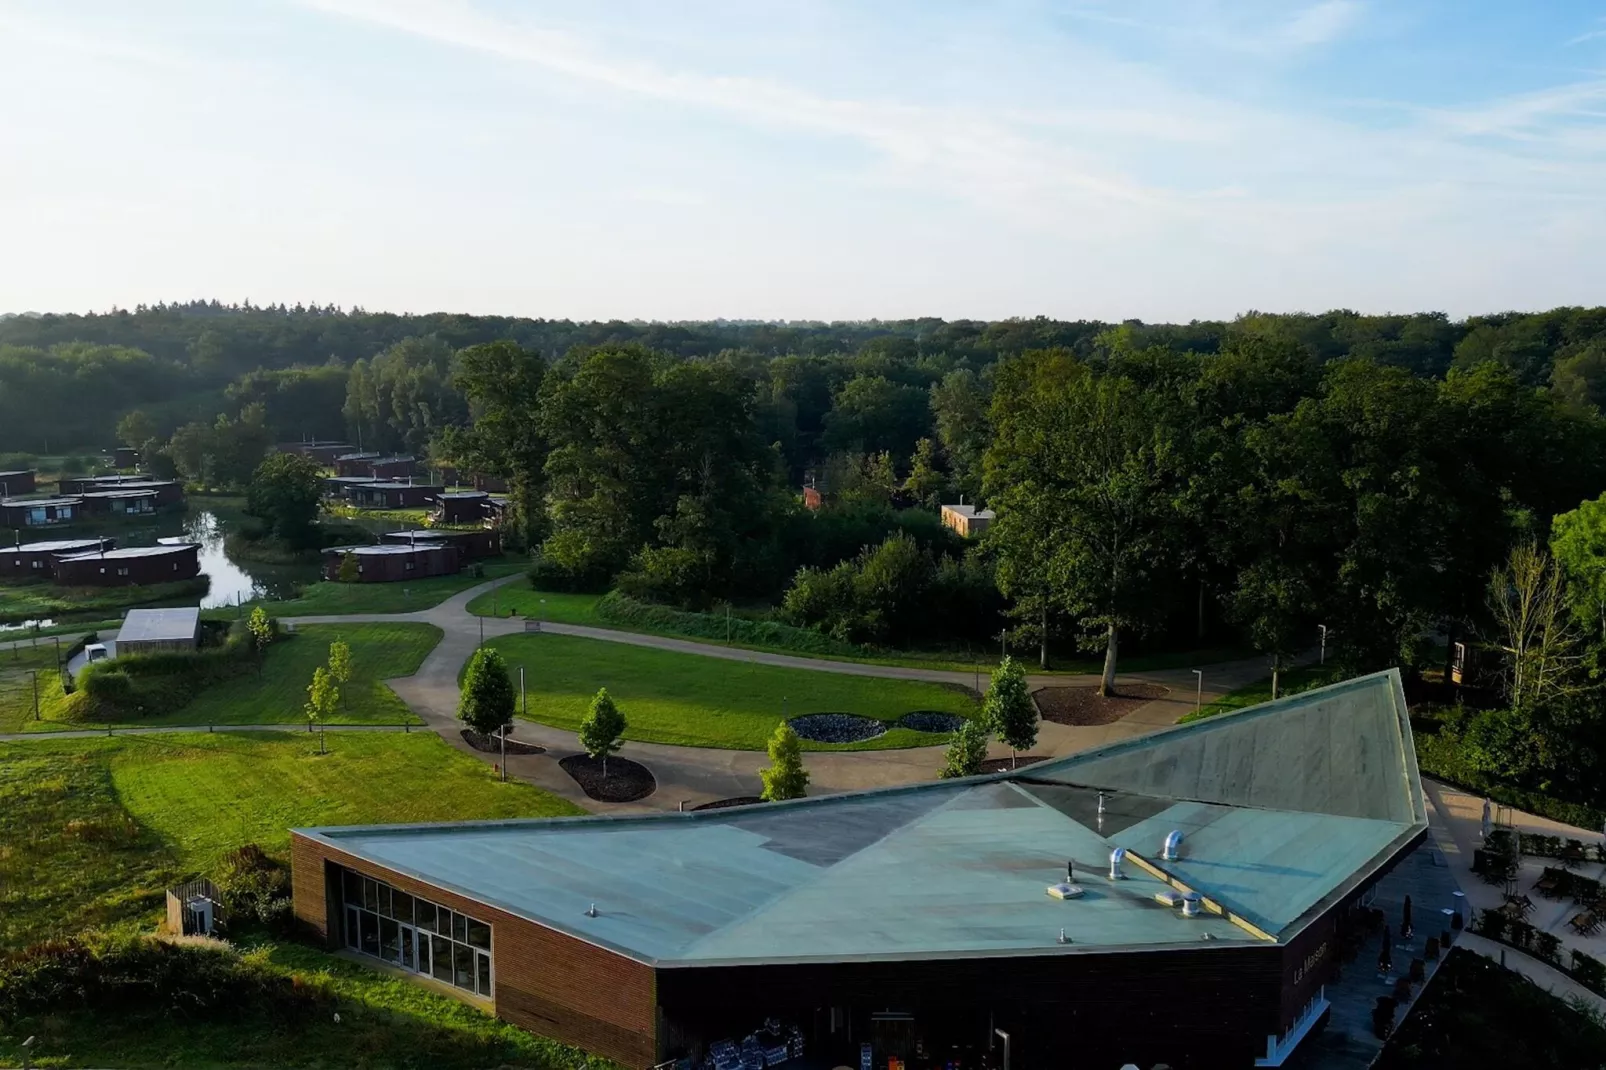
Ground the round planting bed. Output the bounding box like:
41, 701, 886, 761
558, 754, 657, 803
787, 713, 887, 743
898, 711, 967, 734
1033, 683, 1170, 727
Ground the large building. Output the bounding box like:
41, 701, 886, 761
0, 536, 115, 579
292, 671, 1429, 1070
52, 543, 201, 586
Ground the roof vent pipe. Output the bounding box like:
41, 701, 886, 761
1096, 791, 1107, 815
1057, 928, 1068, 945
1162, 829, 1184, 861
1109, 847, 1126, 880
585, 903, 598, 918
1181, 892, 1202, 918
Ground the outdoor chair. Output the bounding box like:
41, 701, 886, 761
1535, 868, 1566, 899
1569, 911, 1602, 937
1503, 892, 1535, 917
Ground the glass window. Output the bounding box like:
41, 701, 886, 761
452, 912, 468, 944
476, 951, 492, 996
362, 878, 378, 912
454, 943, 474, 990
435, 908, 453, 936
417, 933, 431, 976
392, 891, 414, 925
400, 926, 415, 970
379, 917, 400, 963
360, 911, 379, 956
343, 869, 361, 905
378, 886, 393, 919
414, 901, 436, 932
344, 906, 359, 949
431, 936, 452, 983
466, 919, 491, 950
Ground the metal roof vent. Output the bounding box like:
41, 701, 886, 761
1057, 928, 1069, 944
585, 902, 598, 918
1181, 892, 1203, 918
1109, 847, 1127, 880
1162, 829, 1184, 861
1047, 882, 1085, 900
1153, 890, 1184, 908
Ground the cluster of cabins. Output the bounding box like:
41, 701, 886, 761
320, 529, 501, 582
0, 472, 187, 530
0, 536, 201, 587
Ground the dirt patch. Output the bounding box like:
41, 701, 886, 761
559, 754, 657, 803
460, 728, 546, 756
1033, 683, 1170, 726
692, 796, 766, 811
979, 755, 1050, 774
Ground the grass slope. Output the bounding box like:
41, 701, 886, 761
1178, 666, 1334, 723
144, 622, 439, 727
253, 558, 525, 616
0, 578, 210, 625
0, 732, 583, 948
488, 631, 978, 750
0, 733, 593, 1069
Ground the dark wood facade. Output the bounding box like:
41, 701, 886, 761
431, 492, 491, 526
0, 497, 82, 528
320, 543, 460, 582
381, 529, 501, 559
111, 447, 140, 469
348, 483, 443, 510
292, 835, 658, 1069
53, 544, 201, 587
0, 470, 36, 496
0, 537, 114, 579
368, 457, 418, 480
334, 453, 381, 476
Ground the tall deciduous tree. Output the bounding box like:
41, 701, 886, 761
986, 350, 1177, 693
1488, 542, 1580, 714
444, 340, 548, 549
459, 647, 516, 736
245, 452, 325, 546
578, 687, 627, 777
760, 723, 809, 801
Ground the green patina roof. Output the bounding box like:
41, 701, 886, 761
297, 669, 1426, 967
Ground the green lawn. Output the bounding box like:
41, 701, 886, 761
488, 631, 979, 750
252, 557, 525, 616
0, 732, 595, 1069
1178, 666, 1336, 723
0, 618, 118, 641
0, 578, 210, 625
0, 732, 583, 949
145, 623, 441, 727
467, 583, 605, 624
0, 644, 68, 731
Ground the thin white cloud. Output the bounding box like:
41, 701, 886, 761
1568, 27, 1606, 46
1276, 0, 1366, 49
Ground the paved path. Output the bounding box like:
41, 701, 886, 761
8, 574, 1278, 813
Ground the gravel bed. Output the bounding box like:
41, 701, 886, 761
1033, 683, 1170, 727
898, 711, 967, 734
787, 713, 887, 743
978, 755, 1050, 774
558, 754, 657, 803
460, 728, 546, 755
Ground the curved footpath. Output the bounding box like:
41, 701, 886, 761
3, 576, 1275, 814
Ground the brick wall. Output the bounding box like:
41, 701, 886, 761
290, 833, 659, 1068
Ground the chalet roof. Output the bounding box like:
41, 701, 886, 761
115, 606, 201, 644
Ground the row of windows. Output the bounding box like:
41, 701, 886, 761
338, 868, 493, 999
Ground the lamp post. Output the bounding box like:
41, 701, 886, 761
1318, 624, 1327, 665
1191, 669, 1202, 712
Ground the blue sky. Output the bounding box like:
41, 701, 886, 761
2, 0, 1604, 321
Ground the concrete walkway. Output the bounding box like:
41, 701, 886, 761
7, 574, 1278, 814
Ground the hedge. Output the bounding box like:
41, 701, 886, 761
594, 592, 865, 658
1412, 729, 1606, 834
1473, 908, 1606, 998
71, 621, 276, 722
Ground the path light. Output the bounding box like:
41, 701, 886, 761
1192, 669, 1202, 712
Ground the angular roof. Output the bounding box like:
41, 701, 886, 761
116, 606, 201, 643
297, 670, 1426, 968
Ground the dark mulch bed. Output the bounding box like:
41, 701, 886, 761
460, 728, 546, 755
1033, 683, 1170, 726
558, 754, 657, 803
788, 712, 887, 743
899, 711, 966, 734
692, 796, 766, 811
979, 755, 1051, 774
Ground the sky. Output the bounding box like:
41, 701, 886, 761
2, 0, 1604, 322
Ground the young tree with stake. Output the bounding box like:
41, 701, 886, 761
578, 687, 628, 778
247, 606, 274, 675
760, 722, 809, 801
985, 655, 1037, 769
458, 647, 516, 736
327, 640, 352, 709
305, 665, 338, 754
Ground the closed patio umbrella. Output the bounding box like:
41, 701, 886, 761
1378, 925, 1393, 976
1402, 895, 1414, 939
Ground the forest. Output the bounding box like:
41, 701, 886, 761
7, 301, 1606, 817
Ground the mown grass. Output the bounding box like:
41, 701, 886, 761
146, 622, 439, 727
0, 577, 210, 625
465, 584, 604, 625
252, 557, 525, 616
488, 631, 979, 750
1177, 665, 1335, 723
0, 619, 118, 642
0, 644, 67, 732
0, 733, 595, 1069
0, 732, 584, 949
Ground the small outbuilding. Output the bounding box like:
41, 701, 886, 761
348, 482, 443, 510
78, 489, 160, 517
321, 542, 460, 582
940, 503, 995, 538
367, 455, 418, 480
0, 470, 37, 496
110, 446, 140, 469
116, 606, 202, 655
54, 543, 202, 587
0, 536, 115, 579
431, 490, 490, 526
0, 496, 83, 528
382, 528, 501, 560
334, 451, 382, 477
278, 441, 353, 465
